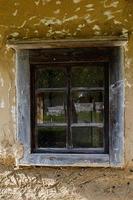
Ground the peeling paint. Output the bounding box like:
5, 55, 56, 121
10, 32, 19, 37
113, 19, 122, 24
73, 0, 81, 3
84, 14, 96, 24
104, 11, 115, 20
122, 28, 128, 37
125, 79, 132, 88
85, 4, 94, 8
103, 0, 119, 8
53, 9, 60, 14
13, 9, 18, 16
75, 7, 80, 12
18, 20, 27, 29
34, 0, 40, 6
93, 25, 101, 31
0, 76, 4, 87
56, 0, 61, 5
40, 18, 62, 26
0, 99, 5, 108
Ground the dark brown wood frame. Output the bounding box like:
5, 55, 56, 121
30, 48, 109, 155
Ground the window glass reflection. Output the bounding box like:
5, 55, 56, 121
36, 68, 66, 88
71, 91, 104, 123
37, 127, 66, 148
71, 66, 104, 87
72, 127, 103, 148
36, 92, 67, 124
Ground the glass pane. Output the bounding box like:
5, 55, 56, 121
36, 92, 67, 124
71, 66, 104, 87
37, 127, 66, 148
36, 68, 66, 88
71, 91, 104, 123
72, 127, 103, 148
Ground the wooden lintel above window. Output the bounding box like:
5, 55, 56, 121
7, 37, 127, 50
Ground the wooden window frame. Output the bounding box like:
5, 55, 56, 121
8, 38, 126, 167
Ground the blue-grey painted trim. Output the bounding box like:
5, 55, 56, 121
16, 46, 125, 167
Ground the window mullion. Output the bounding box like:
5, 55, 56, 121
66, 67, 73, 148
104, 63, 109, 154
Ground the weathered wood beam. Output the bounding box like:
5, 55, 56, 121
7, 37, 127, 49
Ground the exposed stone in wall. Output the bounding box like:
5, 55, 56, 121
0, 0, 133, 199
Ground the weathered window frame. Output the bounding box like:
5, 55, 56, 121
8, 38, 126, 167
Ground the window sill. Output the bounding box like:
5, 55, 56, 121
17, 153, 110, 167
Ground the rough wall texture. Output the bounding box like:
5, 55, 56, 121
0, 0, 133, 199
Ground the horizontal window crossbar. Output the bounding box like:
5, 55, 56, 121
71, 123, 104, 128
71, 87, 104, 91
34, 147, 104, 154
37, 123, 67, 127
37, 123, 104, 128
36, 88, 67, 93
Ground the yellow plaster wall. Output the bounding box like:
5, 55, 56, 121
0, 0, 133, 199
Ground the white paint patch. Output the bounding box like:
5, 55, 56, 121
12, 67, 15, 74
75, 7, 80, 12
63, 15, 78, 22
54, 9, 60, 14
122, 28, 128, 37
94, 31, 101, 35
76, 24, 85, 31
18, 20, 27, 28
10, 32, 19, 37
113, 20, 121, 24
29, 16, 37, 21
86, 8, 94, 11
124, 43, 128, 52
84, 15, 96, 24
40, 15, 78, 26
104, 11, 114, 20
125, 58, 132, 69
13, 9, 18, 16
11, 105, 16, 122
46, 28, 71, 37
78, 24, 85, 28
0, 77, 4, 87
56, 0, 61, 5
85, 4, 94, 8
40, 18, 62, 25
42, 0, 51, 6
124, 19, 128, 22
0, 99, 5, 108
14, 2, 20, 6
125, 79, 132, 88
103, 0, 119, 8
73, 0, 80, 3
34, 30, 39, 34
93, 25, 101, 31
34, 0, 40, 6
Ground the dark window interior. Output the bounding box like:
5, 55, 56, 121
30, 48, 109, 154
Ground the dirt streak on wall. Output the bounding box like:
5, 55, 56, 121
0, 0, 133, 199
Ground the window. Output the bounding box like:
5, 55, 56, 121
9, 39, 125, 167
31, 62, 109, 154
